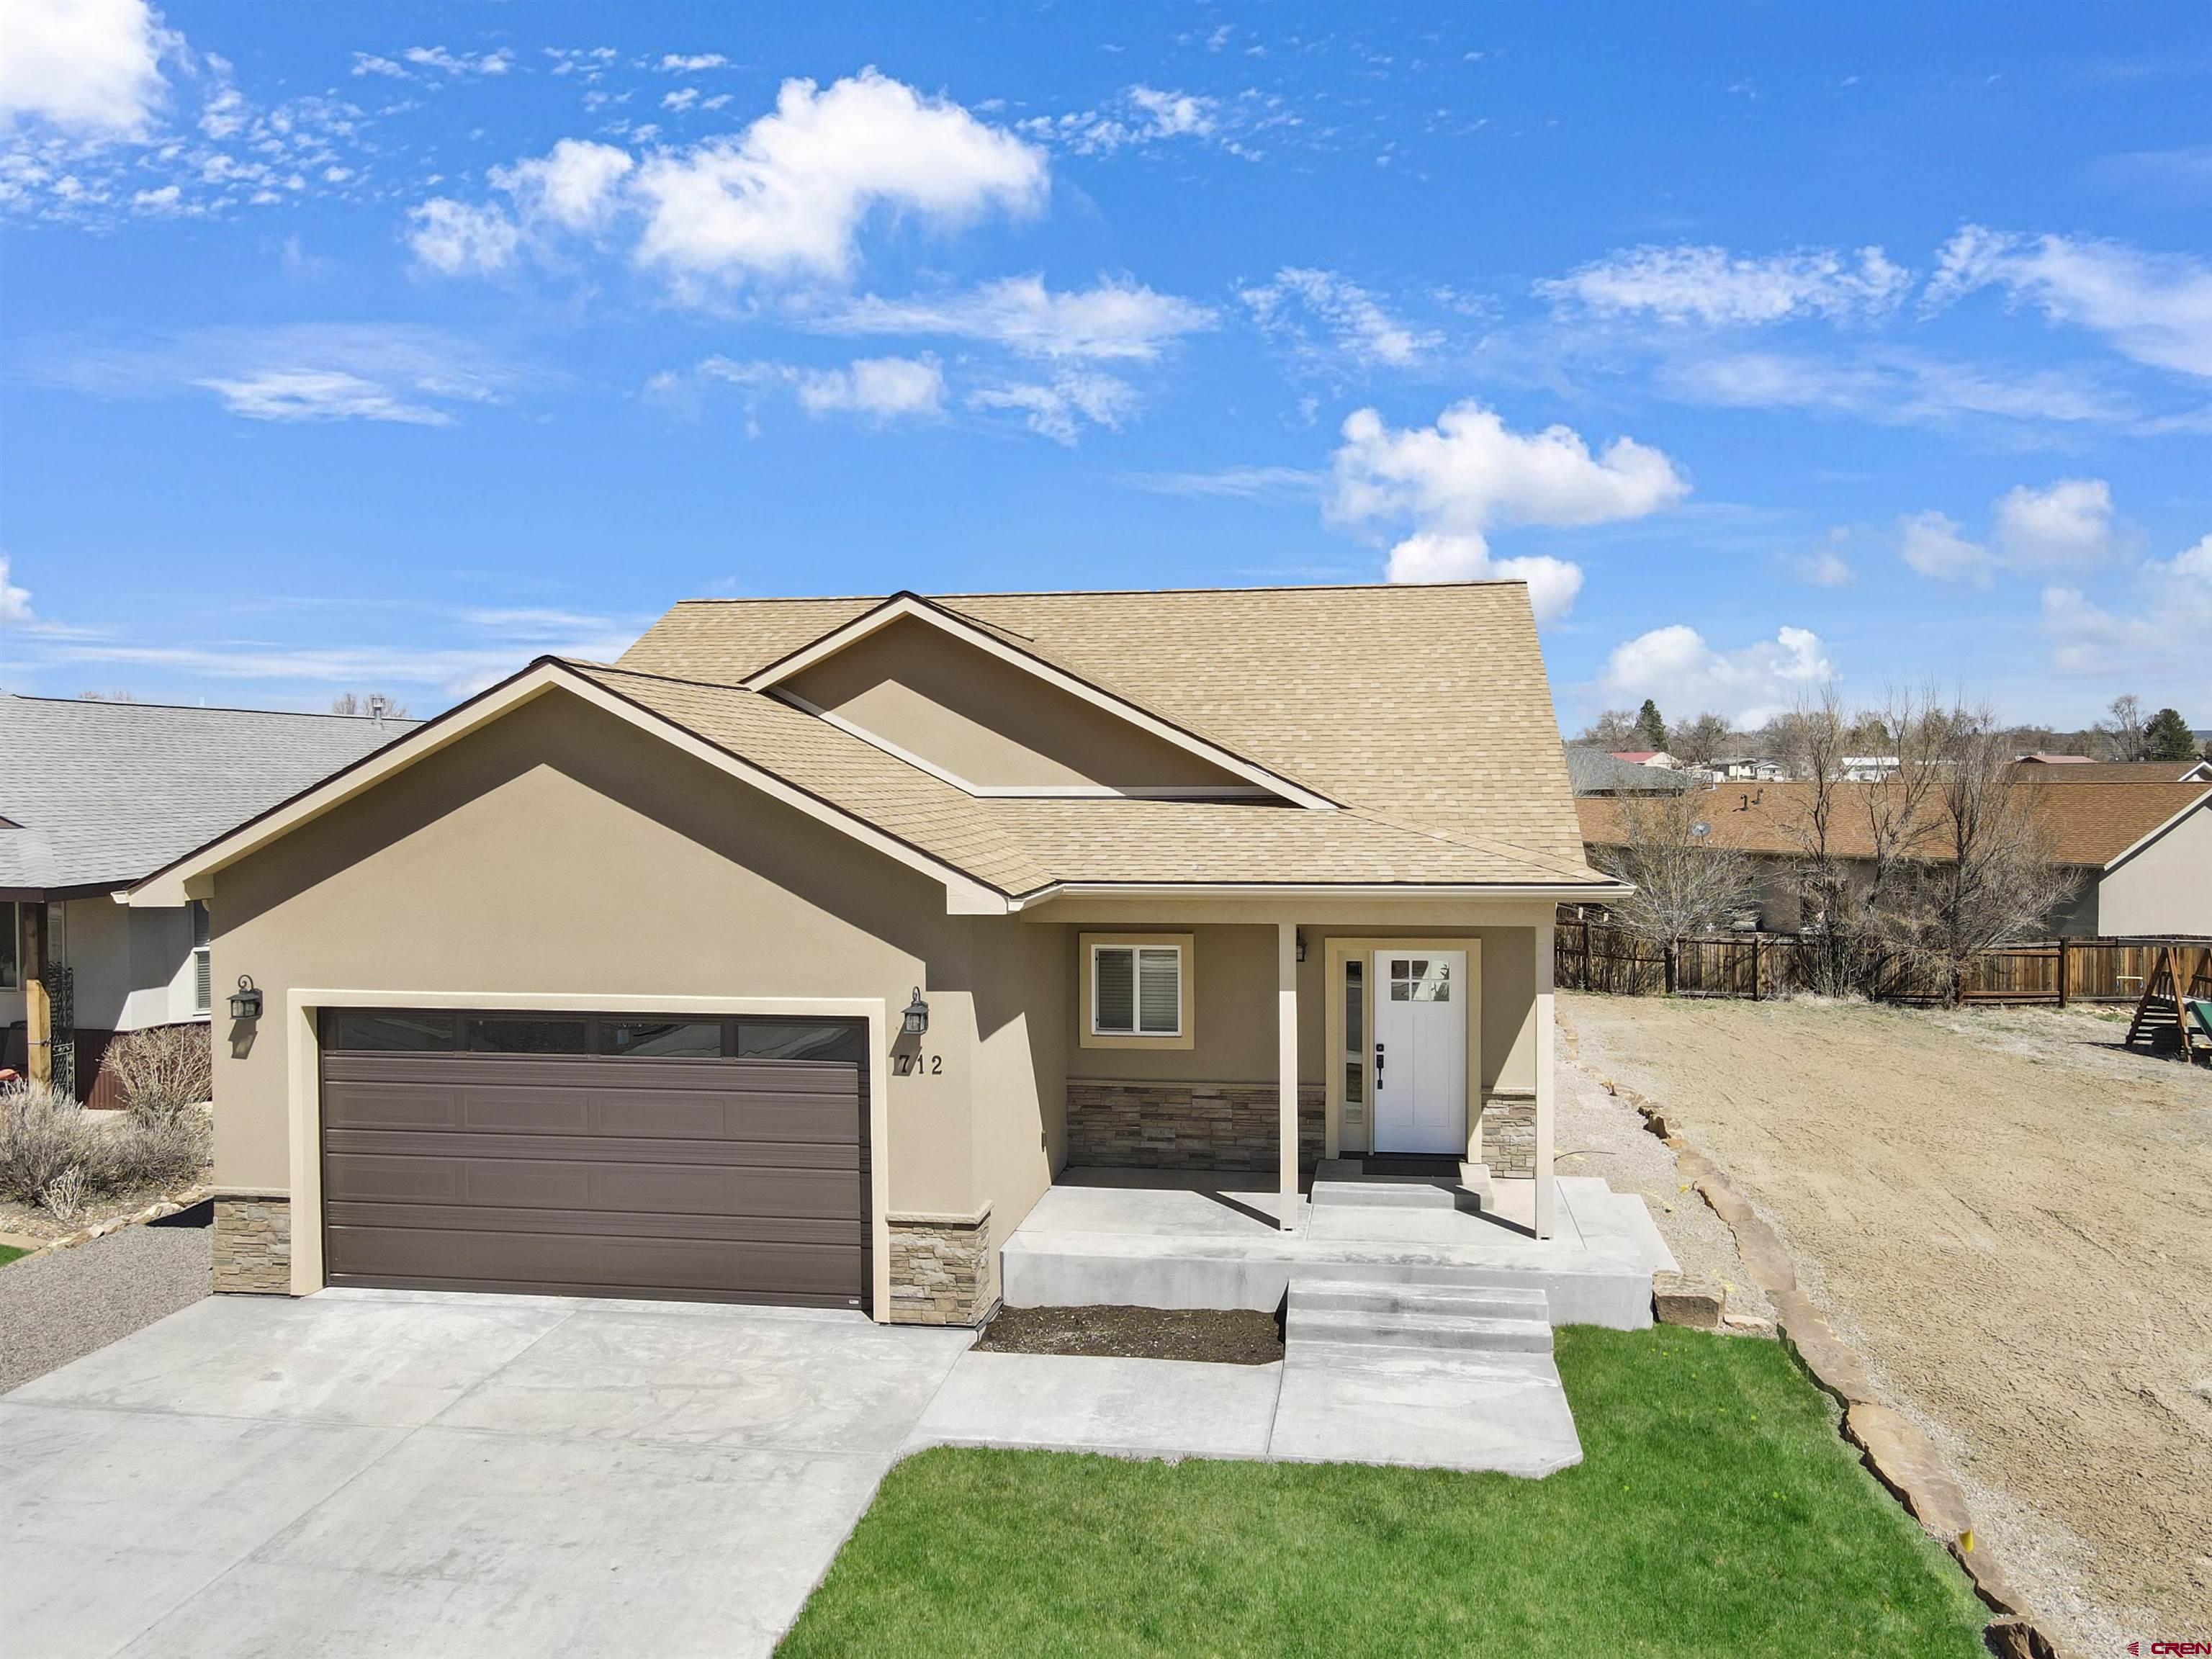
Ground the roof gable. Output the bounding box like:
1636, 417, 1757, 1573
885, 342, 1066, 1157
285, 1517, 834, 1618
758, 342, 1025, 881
742, 593, 1334, 806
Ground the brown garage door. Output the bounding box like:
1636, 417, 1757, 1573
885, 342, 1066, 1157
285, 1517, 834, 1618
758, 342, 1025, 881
319, 1010, 869, 1309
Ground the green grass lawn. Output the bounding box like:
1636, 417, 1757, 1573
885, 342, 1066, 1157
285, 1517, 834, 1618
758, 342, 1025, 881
780, 1325, 1990, 1658
0, 1244, 30, 1267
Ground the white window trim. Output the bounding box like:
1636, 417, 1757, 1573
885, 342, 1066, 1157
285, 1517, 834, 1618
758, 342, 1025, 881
1079, 932, 1194, 1051
189, 901, 211, 1016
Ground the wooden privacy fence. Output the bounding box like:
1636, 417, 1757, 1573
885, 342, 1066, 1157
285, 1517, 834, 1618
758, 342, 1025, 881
1554, 919, 2194, 1007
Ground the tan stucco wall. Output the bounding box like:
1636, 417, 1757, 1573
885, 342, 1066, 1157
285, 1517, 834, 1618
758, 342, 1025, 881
2098, 798, 2212, 937
785, 615, 1244, 791
1060, 917, 1538, 1095
204, 689, 1027, 1226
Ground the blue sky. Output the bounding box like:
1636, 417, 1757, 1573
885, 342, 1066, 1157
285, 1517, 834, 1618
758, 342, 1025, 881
2, 1, 2208, 732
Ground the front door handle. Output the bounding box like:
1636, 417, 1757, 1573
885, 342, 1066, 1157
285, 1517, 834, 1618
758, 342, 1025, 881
1373, 1041, 1385, 1087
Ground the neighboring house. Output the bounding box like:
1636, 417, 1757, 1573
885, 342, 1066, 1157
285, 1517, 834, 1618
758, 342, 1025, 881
1840, 755, 1901, 781
129, 583, 1624, 1321
1702, 756, 1788, 783
1563, 747, 1700, 796
2010, 760, 2212, 785
1, 693, 416, 1102
1608, 750, 1678, 768
1577, 778, 2212, 938
2015, 752, 2095, 765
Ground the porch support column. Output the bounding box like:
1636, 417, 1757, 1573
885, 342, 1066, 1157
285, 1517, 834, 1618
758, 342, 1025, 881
1277, 919, 1300, 1226
1534, 915, 1557, 1240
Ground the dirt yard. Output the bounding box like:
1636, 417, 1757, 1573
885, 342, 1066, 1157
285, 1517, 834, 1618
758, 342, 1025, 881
1562, 991, 2212, 1650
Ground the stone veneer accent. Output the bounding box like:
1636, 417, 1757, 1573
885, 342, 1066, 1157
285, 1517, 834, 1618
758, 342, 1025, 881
1066, 1080, 1325, 1172
886, 1210, 996, 1326
1483, 1094, 1537, 1177
212, 1195, 292, 1293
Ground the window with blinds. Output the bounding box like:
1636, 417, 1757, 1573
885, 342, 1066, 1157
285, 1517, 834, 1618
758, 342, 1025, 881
1091, 943, 1182, 1038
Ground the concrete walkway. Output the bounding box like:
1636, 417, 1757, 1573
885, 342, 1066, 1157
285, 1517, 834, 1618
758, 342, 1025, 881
1, 1289, 971, 1659
909, 1344, 1581, 1477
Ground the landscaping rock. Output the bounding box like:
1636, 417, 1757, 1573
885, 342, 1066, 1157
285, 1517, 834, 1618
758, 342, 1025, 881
1843, 1401, 1973, 1538
1651, 1270, 1725, 1328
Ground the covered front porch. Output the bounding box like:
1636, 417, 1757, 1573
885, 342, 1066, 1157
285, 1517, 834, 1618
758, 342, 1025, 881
1026, 902, 1570, 1242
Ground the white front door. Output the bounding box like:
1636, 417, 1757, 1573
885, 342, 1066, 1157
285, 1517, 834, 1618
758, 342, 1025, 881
1370, 950, 1467, 1156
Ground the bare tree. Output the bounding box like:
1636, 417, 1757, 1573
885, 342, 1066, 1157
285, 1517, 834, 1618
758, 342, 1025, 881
1595, 790, 1761, 991
1778, 687, 1868, 994
331, 692, 410, 719
1576, 708, 1639, 748
1670, 711, 1735, 766
2095, 693, 2148, 761
1877, 706, 2076, 1002
76, 690, 137, 702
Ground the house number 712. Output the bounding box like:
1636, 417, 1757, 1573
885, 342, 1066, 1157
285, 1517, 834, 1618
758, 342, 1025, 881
893, 1053, 942, 1076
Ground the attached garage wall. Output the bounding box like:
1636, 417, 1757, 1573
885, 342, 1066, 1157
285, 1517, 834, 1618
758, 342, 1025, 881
205, 688, 1048, 1309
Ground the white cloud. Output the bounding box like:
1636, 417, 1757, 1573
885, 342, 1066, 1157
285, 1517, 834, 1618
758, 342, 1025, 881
1, 554, 34, 624
39, 322, 521, 426
400, 45, 513, 77
1992, 477, 2118, 569
1240, 268, 1437, 368
1022, 84, 1222, 155
1929, 226, 2212, 379
631, 70, 1046, 284
660, 53, 729, 73
1381, 533, 1586, 621
1328, 400, 1688, 616
1539, 244, 1912, 326
407, 197, 521, 274
1897, 510, 1995, 585
968, 371, 1136, 444
1663, 349, 2132, 427
0, 0, 169, 138
822, 275, 1213, 361
491, 138, 633, 230
2041, 533, 2212, 686
1122, 465, 1322, 502
1788, 536, 1856, 588
792, 355, 945, 420
1597, 625, 1836, 726
194, 369, 452, 425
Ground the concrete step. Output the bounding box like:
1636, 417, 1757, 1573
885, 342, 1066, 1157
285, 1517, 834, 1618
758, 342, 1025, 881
1289, 1280, 1550, 1321
1309, 1179, 1479, 1211
1287, 1305, 1555, 1355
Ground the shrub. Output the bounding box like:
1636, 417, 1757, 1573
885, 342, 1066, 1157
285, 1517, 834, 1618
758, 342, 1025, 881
0, 1084, 99, 1205
0, 1081, 210, 1213
103, 1024, 212, 1116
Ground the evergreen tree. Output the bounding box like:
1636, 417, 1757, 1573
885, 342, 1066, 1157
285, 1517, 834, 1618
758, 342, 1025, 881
1632, 698, 1668, 752
2143, 706, 2195, 763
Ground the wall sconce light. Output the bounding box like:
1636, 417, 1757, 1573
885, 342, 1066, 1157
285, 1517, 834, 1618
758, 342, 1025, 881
1295, 930, 1307, 963
901, 987, 930, 1037
228, 974, 264, 1020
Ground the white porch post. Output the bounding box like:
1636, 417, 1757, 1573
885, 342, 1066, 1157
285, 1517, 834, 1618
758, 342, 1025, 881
1534, 915, 1557, 1240
1277, 919, 1300, 1225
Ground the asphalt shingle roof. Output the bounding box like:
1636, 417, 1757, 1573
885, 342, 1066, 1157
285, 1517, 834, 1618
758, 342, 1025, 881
613, 583, 1605, 888
0, 694, 418, 891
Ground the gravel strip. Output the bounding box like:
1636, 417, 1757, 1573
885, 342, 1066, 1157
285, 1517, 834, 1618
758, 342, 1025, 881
0, 1220, 212, 1393
976, 1305, 1285, 1364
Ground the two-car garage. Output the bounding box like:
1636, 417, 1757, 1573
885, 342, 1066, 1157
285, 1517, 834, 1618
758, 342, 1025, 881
317, 1010, 872, 1310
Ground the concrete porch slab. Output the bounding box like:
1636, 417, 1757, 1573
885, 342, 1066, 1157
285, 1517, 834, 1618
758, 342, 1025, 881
1002, 1172, 1673, 1329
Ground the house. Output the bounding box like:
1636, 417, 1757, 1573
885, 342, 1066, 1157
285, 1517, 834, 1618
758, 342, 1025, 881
1564, 747, 1701, 796
1576, 778, 2212, 937
2014, 752, 2095, 765
1, 693, 416, 1102
127, 582, 1627, 1323
1701, 757, 1788, 783
1840, 755, 1900, 781
1608, 750, 1678, 769
2010, 760, 2212, 785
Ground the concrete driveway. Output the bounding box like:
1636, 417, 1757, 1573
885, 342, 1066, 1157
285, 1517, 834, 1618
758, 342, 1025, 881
1, 1287, 971, 1659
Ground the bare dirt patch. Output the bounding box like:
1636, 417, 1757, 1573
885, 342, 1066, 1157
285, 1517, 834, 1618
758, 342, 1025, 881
1562, 991, 2212, 1650
976, 1305, 1284, 1365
